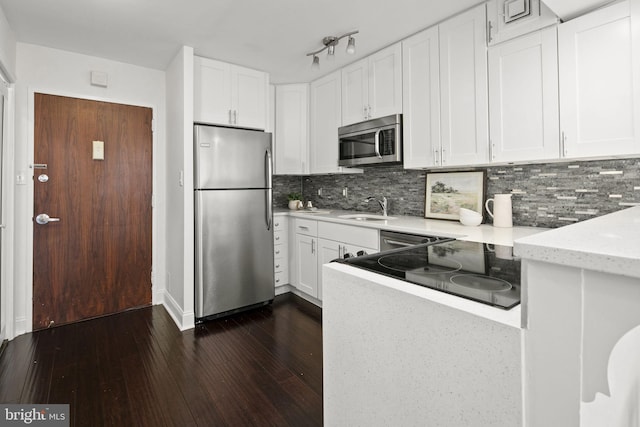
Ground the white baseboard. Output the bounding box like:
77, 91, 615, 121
160, 290, 195, 331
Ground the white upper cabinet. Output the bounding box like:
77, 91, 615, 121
439, 4, 489, 166
274, 84, 309, 175
402, 26, 441, 168
194, 56, 268, 130
558, 0, 640, 158
309, 71, 362, 174
342, 43, 403, 126
488, 26, 560, 163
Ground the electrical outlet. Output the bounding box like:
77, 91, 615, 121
342, 187, 348, 198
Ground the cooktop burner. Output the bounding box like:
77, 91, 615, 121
340, 239, 521, 310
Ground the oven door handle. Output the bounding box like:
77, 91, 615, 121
382, 239, 414, 248
374, 129, 382, 159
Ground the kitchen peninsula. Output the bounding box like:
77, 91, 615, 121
321, 206, 640, 426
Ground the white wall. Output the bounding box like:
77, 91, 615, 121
0, 5, 16, 80
164, 46, 195, 330
11, 43, 167, 336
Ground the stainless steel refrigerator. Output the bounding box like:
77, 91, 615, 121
194, 124, 274, 320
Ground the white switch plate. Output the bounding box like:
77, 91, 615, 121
93, 140, 104, 160
16, 171, 27, 185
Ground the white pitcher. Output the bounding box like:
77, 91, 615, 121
485, 194, 513, 228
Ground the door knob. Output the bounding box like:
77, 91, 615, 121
35, 213, 61, 225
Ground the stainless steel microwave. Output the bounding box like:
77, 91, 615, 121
338, 114, 402, 167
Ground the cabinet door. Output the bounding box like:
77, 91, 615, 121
558, 1, 640, 158
489, 27, 560, 162
402, 26, 441, 168
317, 238, 341, 301
368, 43, 403, 120
310, 71, 343, 174
274, 84, 309, 175
296, 234, 318, 297
194, 57, 233, 125
233, 65, 267, 130
342, 58, 369, 125
439, 4, 489, 166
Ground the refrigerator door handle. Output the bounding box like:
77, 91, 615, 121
265, 149, 273, 231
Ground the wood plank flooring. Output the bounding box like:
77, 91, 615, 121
0, 293, 323, 426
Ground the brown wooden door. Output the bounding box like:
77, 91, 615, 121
33, 93, 152, 330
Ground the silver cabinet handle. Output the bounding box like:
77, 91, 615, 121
441, 148, 446, 165
311, 239, 315, 254
434, 148, 439, 166
228, 109, 233, 124
35, 213, 60, 225
233, 110, 238, 124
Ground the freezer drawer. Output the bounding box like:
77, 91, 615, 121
194, 125, 272, 189
195, 189, 274, 318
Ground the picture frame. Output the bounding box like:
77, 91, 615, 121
425, 171, 485, 220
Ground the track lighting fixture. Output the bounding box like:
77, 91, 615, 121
306, 30, 358, 69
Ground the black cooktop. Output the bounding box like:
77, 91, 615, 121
340, 240, 521, 310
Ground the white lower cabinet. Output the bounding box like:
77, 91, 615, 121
317, 239, 377, 301
291, 218, 379, 303
293, 218, 319, 298
273, 216, 289, 292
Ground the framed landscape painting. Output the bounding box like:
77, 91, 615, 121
425, 171, 485, 220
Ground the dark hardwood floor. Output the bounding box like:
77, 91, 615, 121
0, 293, 323, 426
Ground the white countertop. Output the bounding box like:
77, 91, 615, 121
277, 208, 545, 247
514, 206, 640, 279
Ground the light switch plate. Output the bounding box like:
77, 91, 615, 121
93, 140, 105, 160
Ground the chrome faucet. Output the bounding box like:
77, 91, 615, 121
366, 196, 388, 217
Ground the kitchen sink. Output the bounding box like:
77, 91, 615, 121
296, 209, 332, 214
338, 214, 397, 221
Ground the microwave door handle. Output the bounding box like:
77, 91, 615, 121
374, 129, 382, 159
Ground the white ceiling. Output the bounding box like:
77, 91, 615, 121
0, 0, 483, 84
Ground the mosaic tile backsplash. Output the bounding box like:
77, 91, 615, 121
273, 158, 640, 229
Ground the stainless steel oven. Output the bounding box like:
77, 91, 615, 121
338, 114, 402, 167
380, 230, 452, 251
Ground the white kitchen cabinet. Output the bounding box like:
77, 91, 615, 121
295, 234, 318, 297
309, 71, 363, 174
341, 43, 403, 126
193, 56, 268, 129
274, 84, 309, 175
558, 0, 640, 158
273, 216, 289, 291
293, 218, 318, 298
316, 221, 379, 301
488, 27, 560, 162
439, 4, 490, 166
402, 26, 441, 168
403, 4, 489, 168
317, 239, 378, 301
